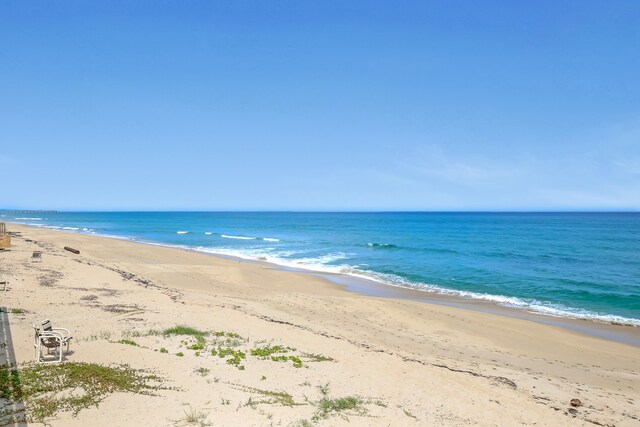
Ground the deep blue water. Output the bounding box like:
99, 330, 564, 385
5, 212, 639, 325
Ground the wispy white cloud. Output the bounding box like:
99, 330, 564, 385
365, 115, 640, 209
383, 143, 527, 190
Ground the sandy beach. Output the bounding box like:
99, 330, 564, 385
1, 223, 639, 426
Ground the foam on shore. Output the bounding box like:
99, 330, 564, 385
190, 245, 640, 327
9, 219, 640, 328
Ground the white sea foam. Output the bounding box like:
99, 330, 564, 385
10, 219, 639, 327
220, 234, 280, 242
367, 242, 397, 248
177, 231, 189, 234
204, 232, 213, 235
187, 245, 640, 327
294, 253, 348, 266
193, 247, 351, 275
27, 224, 81, 231
337, 269, 640, 327
15, 217, 44, 220
221, 234, 256, 240
93, 233, 135, 241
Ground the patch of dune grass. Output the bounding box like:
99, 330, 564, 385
301, 352, 334, 362
183, 407, 210, 426
162, 325, 208, 346
306, 384, 367, 423
230, 384, 296, 406
194, 367, 210, 377
121, 329, 161, 339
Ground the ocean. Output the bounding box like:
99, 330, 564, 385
4, 211, 639, 326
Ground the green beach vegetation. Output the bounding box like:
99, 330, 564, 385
0, 362, 165, 424
111, 325, 333, 371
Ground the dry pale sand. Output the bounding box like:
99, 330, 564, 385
1, 223, 639, 426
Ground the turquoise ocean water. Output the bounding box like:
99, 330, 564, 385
4, 212, 639, 325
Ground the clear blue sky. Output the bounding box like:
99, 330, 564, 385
1, 1, 639, 211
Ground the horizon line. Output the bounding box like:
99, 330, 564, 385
2, 209, 639, 214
